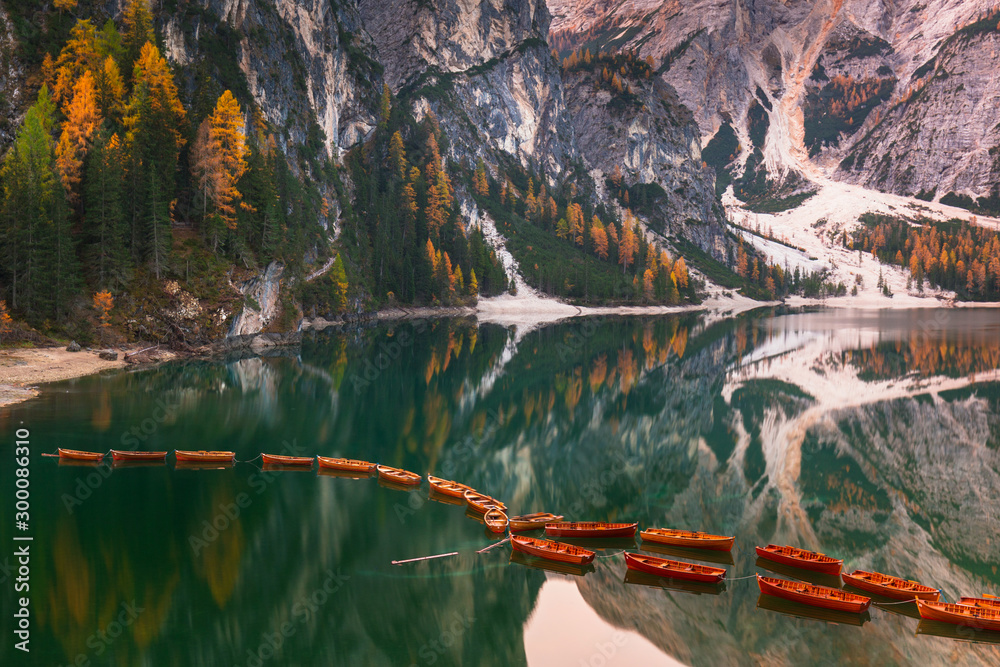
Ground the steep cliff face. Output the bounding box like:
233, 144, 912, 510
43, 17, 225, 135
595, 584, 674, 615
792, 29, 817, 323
836, 18, 1000, 198
548, 0, 1000, 202
561, 64, 724, 246
359, 0, 574, 176
0, 4, 23, 147
160, 0, 379, 157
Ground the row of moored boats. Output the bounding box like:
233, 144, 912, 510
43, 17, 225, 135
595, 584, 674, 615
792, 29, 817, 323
50, 449, 1000, 632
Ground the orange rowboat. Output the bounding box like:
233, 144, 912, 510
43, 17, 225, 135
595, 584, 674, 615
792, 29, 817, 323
545, 522, 637, 539
511, 535, 595, 565
841, 570, 940, 602
316, 457, 376, 474
463, 489, 507, 514
959, 596, 1000, 609
175, 450, 235, 463
58, 448, 106, 462
755, 544, 843, 575
376, 465, 421, 485
624, 553, 726, 583
757, 575, 871, 613
110, 450, 167, 461
640, 528, 734, 552
262, 454, 314, 467
427, 475, 471, 498
916, 600, 1000, 632
484, 508, 508, 534
509, 513, 565, 532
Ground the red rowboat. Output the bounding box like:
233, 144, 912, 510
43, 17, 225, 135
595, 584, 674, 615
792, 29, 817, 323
509, 512, 565, 532
755, 544, 843, 575
511, 535, 595, 565
484, 508, 508, 534
624, 552, 726, 583
316, 457, 376, 473
916, 600, 1000, 632
841, 569, 940, 601
262, 453, 314, 467
757, 575, 871, 613
376, 465, 421, 485
175, 450, 236, 463
428, 475, 471, 498
58, 448, 106, 462
110, 450, 167, 461
463, 489, 507, 514
545, 522, 637, 539
640, 528, 734, 551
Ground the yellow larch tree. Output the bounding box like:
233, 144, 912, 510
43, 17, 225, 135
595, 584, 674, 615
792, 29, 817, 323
56, 70, 102, 200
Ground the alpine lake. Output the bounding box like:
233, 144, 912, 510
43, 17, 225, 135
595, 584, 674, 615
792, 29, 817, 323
2, 308, 999, 666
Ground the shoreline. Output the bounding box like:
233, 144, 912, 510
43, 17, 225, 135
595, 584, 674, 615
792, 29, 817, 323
0, 346, 175, 409
5, 293, 996, 409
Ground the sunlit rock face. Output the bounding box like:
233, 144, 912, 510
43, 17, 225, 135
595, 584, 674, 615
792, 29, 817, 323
547, 0, 1000, 199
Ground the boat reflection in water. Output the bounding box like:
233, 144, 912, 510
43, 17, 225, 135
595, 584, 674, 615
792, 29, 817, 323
509, 549, 595, 577
623, 569, 726, 596
915, 620, 1000, 645
756, 593, 871, 627
639, 541, 735, 565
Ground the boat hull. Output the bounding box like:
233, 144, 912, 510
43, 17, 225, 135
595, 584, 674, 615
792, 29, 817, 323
640, 529, 734, 551
484, 509, 508, 534
58, 448, 105, 461
841, 570, 939, 602
545, 522, 637, 539
509, 513, 564, 532
758, 575, 870, 613
960, 597, 1000, 609
427, 476, 470, 498
376, 465, 421, 485
916, 601, 1000, 632
755, 545, 842, 575
316, 457, 375, 473
624, 553, 725, 583
110, 450, 167, 461
511, 536, 595, 565
175, 450, 235, 463
262, 454, 314, 467
463, 490, 506, 514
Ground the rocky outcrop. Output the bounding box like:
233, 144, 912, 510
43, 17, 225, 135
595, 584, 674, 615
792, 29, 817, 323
0, 5, 24, 149
228, 261, 285, 337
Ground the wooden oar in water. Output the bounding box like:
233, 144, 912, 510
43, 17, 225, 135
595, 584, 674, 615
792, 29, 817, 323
477, 536, 511, 554
391, 552, 459, 565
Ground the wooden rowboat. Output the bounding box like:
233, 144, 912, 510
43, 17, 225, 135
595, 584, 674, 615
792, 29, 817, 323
262, 453, 314, 467
175, 450, 235, 463
757, 575, 871, 613
916, 600, 1000, 632
110, 450, 167, 461
58, 448, 106, 461
509, 512, 565, 532
511, 535, 595, 565
755, 544, 843, 575
427, 475, 471, 498
484, 508, 509, 534
640, 528, 734, 552
317, 457, 376, 473
376, 465, 421, 485
463, 489, 507, 514
959, 596, 1000, 610
545, 522, 637, 539
624, 552, 726, 583
842, 569, 940, 602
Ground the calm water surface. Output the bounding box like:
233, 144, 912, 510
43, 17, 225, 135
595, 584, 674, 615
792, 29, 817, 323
2, 309, 999, 666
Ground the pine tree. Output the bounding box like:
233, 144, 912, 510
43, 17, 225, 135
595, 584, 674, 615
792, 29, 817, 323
94, 56, 125, 123
468, 268, 478, 295
122, 0, 155, 69
85, 128, 127, 287
206, 90, 249, 231
619, 223, 637, 274
0, 92, 79, 321
389, 131, 407, 179
592, 217, 608, 260
379, 84, 392, 128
